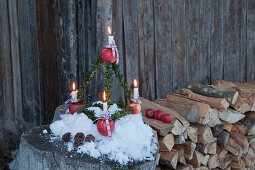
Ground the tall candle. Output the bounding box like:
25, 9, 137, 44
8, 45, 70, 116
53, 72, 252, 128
133, 79, 139, 99
108, 26, 114, 44
103, 91, 107, 113
70, 82, 78, 102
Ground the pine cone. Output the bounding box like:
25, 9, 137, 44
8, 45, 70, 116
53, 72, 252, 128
73, 140, 83, 147
62, 132, 71, 142
74, 132, 85, 142
85, 134, 95, 142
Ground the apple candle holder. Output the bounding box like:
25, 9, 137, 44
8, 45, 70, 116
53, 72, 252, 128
69, 102, 84, 114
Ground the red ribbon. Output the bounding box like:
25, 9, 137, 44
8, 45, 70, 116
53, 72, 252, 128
131, 98, 142, 105
105, 43, 119, 65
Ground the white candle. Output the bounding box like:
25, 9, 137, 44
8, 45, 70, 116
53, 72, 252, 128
108, 26, 115, 44
134, 79, 139, 99
71, 82, 78, 102
103, 91, 107, 113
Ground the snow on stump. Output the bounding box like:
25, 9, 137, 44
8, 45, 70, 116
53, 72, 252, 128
14, 104, 159, 170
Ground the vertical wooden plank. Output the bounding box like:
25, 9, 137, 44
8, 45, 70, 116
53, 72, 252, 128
210, 0, 224, 82
199, 0, 211, 84
123, 0, 139, 86
138, 0, 155, 100
247, 0, 255, 81
223, 0, 246, 82
8, 0, 23, 121
36, 0, 59, 124
0, 0, 14, 121
94, 0, 112, 100
112, 0, 125, 101
186, 0, 200, 83
154, 0, 172, 98
17, 0, 40, 124
172, 0, 186, 91
59, 0, 78, 102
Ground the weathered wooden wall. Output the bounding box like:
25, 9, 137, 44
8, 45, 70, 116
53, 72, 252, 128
0, 0, 255, 131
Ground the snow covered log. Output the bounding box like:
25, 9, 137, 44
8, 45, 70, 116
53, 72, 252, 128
186, 82, 239, 105
14, 125, 159, 170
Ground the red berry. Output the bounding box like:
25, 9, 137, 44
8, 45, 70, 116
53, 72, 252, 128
145, 109, 154, 119
161, 114, 172, 123
154, 110, 164, 120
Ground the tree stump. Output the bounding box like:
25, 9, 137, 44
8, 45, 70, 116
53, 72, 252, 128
14, 105, 159, 170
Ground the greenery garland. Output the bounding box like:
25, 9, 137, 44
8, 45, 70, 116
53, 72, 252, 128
77, 56, 103, 101
77, 101, 133, 122
77, 54, 134, 122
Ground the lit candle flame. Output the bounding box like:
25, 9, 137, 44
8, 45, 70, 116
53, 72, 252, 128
134, 79, 137, 88
108, 26, 112, 35
103, 91, 107, 102
72, 82, 76, 91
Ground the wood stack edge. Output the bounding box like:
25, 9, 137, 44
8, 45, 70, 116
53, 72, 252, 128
141, 80, 255, 170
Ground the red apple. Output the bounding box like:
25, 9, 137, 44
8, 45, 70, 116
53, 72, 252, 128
145, 109, 154, 119
101, 48, 117, 63
154, 110, 164, 120
97, 119, 115, 136
161, 114, 172, 123
69, 102, 84, 114
129, 103, 141, 114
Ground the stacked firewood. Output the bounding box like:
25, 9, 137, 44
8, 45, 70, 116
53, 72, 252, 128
141, 80, 255, 169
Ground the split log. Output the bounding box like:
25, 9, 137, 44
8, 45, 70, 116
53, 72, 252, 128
173, 145, 186, 165
183, 141, 196, 161
217, 130, 230, 147
232, 96, 252, 113
225, 137, 243, 157
178, 164, 193, 170
174, 134, 185, 145
208, 154, 219, 169
166, 93, 211, 125
155, 99, 200, 123
246, 111, 255, 121
184, 126, 198, 143
218, 108, 245, 123
195, 166, 209, 170
223, 122, 247, 136
214, 80, 255, 102
229, 132, 249, 157
177, 88, 229, 109
188, 151, 204, 168
229, 155, 246, 170
211, 124, 224, 137
240, 117, 255, 136
192, 124, 214, 144
141, 97, 189, 136
248, 136, 255, 151
206, 109, 221, 127
159, 150, 178, 169
217, 147, 232, 169
152, 129, 158, 140
186, 82, 238, 105
243, 147, 255, 167
196, 140, 217, 155
158, 134, 174, 152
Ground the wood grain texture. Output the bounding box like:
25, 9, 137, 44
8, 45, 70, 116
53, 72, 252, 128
172, 0, 186, 91
223, 0, 246, 82
210, 0, 224, 82
199, 0, 211, 84
186, 0, 200, 83
123, 0, 139, 86
36, 0, 59, 124
8, 0, 23, 121
112, 0, 125, 101
17, 0, 40, 124
138, 0, 155, 100
154, 0, 172, 98
59, 0, 78, 103
247, 0, 255, 81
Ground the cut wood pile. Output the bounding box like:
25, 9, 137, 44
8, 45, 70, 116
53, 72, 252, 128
141, 80, 255, 170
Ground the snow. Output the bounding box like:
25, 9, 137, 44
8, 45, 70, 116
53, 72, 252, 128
87, 103, 122, 118
43, 129, 48, 134
8, 149, 19, 170
50, 103, 157, 165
